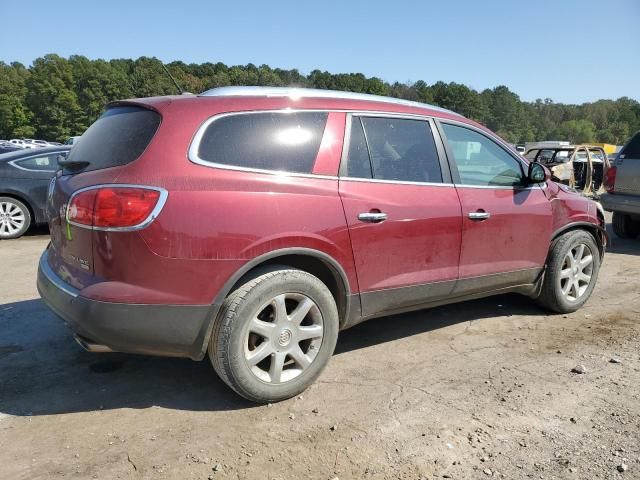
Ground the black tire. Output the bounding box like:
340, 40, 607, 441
612, 212, 640, 239
0, 196, 31, 239
537, 230, 600, 313
208, 266, 339, 403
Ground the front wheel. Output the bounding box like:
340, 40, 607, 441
209, 267, 339, 403
0, 197, 31, 239
537, 230, 601, 313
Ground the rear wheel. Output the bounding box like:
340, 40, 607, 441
0, 197, 31, 239
209, 267, 339, 403
537, 230, 600, 313
612, 212, 640, 239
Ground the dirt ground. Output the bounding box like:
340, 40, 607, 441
1, 216, 639, 480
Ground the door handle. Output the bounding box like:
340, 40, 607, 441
358, 212, 388, 223
468, 210, 490, 221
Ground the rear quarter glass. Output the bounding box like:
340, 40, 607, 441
64, 106, 161, 173
620, 132, 640, 159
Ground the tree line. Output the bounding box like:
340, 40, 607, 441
1, 54, 638, 145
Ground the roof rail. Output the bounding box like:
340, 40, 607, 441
199, 86, 460, 116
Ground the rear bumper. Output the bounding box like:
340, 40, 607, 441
37, 249, 213, 360
600, 192, 640, 216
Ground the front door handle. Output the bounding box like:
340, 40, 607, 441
468, 210, 490, 221
358, 212, 388, 223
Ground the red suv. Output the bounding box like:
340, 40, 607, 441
38, 87, 607, 402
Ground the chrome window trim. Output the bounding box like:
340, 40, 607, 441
340, 176, 456, 188
66, 184, 168, 232
188, 108, 543, 191
199, 86, 463, 117
8, 151, 67, 173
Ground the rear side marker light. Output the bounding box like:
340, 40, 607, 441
67, 185, 167, 231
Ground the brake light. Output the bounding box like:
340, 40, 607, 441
603, 166, 617, 193
67, 186, 165, 229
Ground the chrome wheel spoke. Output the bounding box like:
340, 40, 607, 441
289, 297, 314, 325
250, 317, 275, 339
580, 255, 593, 268
289, 345, 311, 369
269, 351, 286, 383
272, 294, 288, 325
297, 324, 323, 341
246, 342, 273, 366
560, 268, 572, 279
578, 272, 591, 283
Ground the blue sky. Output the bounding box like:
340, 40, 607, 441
2, 0, 638, 104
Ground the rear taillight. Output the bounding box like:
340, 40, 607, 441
67, 186, 166, 230
603, 166, 617, 193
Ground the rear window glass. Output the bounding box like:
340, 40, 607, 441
66, 106, 161, 172
621, 132, 640, 158
196, 112, 328, 173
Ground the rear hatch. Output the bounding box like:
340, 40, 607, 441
46, 105, 161, 288
615, 132, 640, 195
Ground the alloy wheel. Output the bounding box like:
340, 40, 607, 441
244, 293, 324, 384
559, 243, 594, 301
0, 201, 26, 237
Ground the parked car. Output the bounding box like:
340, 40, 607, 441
0, 146, 70, 238
37, 87, 607, 403
0, 144, 23, 155
64, 136, 81, 145
524, 145, 610, 195
601, 131, 640, 238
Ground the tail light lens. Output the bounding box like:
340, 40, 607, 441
67, 186, 165, 230
603, 166, 617, 193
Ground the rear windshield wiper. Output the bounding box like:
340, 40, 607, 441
57, 156, 90, 172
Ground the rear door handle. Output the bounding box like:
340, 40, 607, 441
358, 212, 388, 223
468, 211, 490, 221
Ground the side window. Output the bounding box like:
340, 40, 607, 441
196, 112, 328, 173
341, 117, 372, 178
15, 154, 61, 171
442, 124, 524, 187
360, 117, 442, 183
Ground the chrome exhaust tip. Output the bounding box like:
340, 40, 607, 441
74, 335, 115, 353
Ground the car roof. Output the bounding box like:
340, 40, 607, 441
113, 86, 480, 126
0, 145, 71, 162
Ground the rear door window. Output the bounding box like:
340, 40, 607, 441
341, 116, 443, 183
195, 112, 328, 173
66, 106, 161, 172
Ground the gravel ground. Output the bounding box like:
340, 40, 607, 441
0, 217, 638, 480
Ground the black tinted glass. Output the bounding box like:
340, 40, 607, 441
66, 106, 161, 172
360, 117, 442, 183
621, 132, 640, 158
198, 112, 328, 173
341, 117, 372, 178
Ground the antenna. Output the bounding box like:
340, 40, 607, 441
161, 63, 190, 95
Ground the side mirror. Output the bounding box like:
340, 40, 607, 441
528, 162, 549, 184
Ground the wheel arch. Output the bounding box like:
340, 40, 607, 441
193, 248, 358, 361
550, 221, 606, 259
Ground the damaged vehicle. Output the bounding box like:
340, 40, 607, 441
38, 87, 607, 403
524, 144, 611, 196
